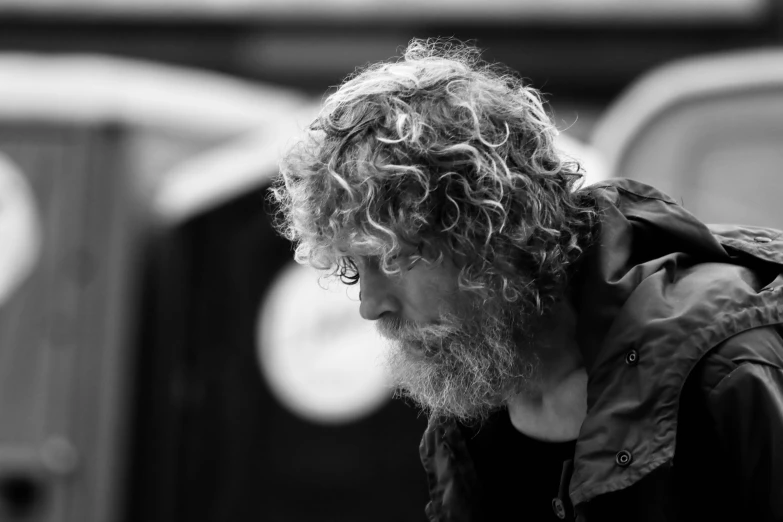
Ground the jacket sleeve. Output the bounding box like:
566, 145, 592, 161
706, 361, 783, 521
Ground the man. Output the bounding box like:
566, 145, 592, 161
273, 39, 783, 521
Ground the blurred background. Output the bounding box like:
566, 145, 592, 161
0, 1, 782, 521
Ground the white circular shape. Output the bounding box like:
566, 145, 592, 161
257, 262, 391, 424
0, 154, 41, 307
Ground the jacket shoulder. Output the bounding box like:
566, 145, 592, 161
688, 324, 783, 395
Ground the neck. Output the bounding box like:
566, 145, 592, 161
506, 299, 587, 442
507, 368, 587, 441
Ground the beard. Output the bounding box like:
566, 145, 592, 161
378, 292, 544, 425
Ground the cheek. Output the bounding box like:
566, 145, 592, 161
402, 264, 462, 322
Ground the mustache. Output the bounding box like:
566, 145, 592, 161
376, 315, 459, 356
376, 315, 413, 339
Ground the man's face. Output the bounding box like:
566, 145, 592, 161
349, 243, 542, 423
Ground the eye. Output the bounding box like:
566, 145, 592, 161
404, 253, 422, 271
391, 245, 423, 271
410, 243, 426, 269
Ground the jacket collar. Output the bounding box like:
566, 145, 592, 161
571, 178, 729, 373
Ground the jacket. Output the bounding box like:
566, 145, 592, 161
420, 178, 783, 521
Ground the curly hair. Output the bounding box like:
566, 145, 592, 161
272, 38, 598, 313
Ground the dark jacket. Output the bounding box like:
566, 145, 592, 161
420, 178, 783, 521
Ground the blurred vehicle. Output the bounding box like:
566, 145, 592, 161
0, 54, 310, 522
592, 48, 783, 227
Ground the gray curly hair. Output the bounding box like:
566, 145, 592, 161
273, 38, 597, 314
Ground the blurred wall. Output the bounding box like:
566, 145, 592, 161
0, 1, 782, 139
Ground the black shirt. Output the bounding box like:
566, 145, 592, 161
461, 409, 576, 521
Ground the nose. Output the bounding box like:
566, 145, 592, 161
358, 267, 400, 321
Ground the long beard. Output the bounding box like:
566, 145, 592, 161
378, 298, 542, 425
